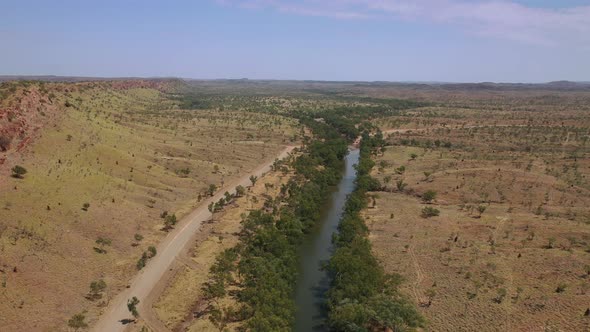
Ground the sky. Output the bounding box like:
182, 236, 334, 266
1, 0, 589, 82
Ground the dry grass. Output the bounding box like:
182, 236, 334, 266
365, 105, 590, 331
0, 82, 299, 331
152, 168, 294, 332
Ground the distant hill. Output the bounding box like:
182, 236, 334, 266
2, 76, 590, 91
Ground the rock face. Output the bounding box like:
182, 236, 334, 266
0, 79, 179, 167
0, 85, 60, 158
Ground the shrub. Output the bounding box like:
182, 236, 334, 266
147, 246, 157, 258
11, 165, 27, 179
249, 175, 258, 185
94, 237, 111, 254
422, 190, 437, 203
208, 184, 218, 196
396, 179, 407, 191
82, 203, 90, 211
421, 206, 440, 218
88, 279, 107, 299
68, 313, 88, 330
477, 205, 487, 217
136, 254, 147, 270
556, 283, 567, 293
163, 214, 178, 230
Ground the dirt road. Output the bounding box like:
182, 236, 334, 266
91, 146, 297, 332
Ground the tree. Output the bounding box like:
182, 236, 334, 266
88, 279, 107, 300
147, 246, 157, 258
422, 190, 437, 203
224, 191, 233, 203
208, 184, 218, 196
249, 175, 258, 185
11, 165, 27, 179
68, 313, 88, 331
235, 185, 246, 197
163, 214, 178, 230
127, 296, 140, 318
82, 203, 90, 211
137, 253, 148, 270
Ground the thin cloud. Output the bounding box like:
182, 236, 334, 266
216, 0, 590, 46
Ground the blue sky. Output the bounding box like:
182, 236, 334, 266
1, 0, 589, 82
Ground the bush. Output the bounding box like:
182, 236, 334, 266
163, 214, 178, 230
11, 165, 27, 179
68, 313, 88, 330
88, 279, 107, 300
147, 246, 157, 258
137, 253, 148, 270
421, 206, 440, 218
422, 190, 437, 203
556, 283, 567, 293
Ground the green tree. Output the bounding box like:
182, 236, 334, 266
224, 191, 233, 202
235, 185, 246, 197
127, 296, 140, 318
147, 246, 157, 258
163, 214, 178, 230
249, 175, 258, 185
208, 184, 218, 196
11, 165, 27, 179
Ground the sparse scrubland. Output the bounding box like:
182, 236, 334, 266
1, 79, 589, 331
366, 90, 590, 331
0, 80, 298, 331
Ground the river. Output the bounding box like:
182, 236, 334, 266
293, 148, 360, 332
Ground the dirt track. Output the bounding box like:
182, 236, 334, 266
91, 145, 297, 332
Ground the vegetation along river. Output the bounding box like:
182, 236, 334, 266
293, 148, 360, 331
